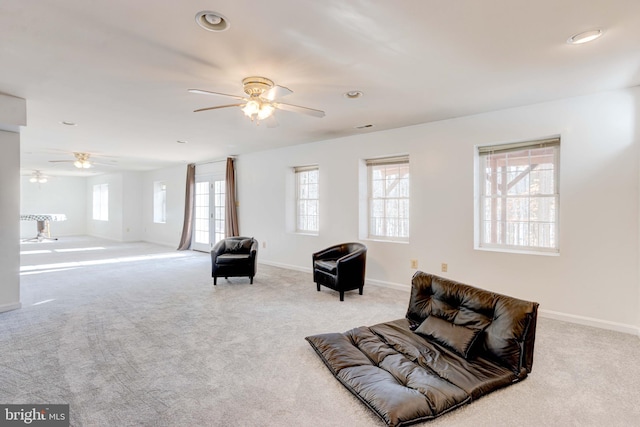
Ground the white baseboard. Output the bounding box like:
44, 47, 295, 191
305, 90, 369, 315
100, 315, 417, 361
0, 302, 21, 314
539, 309, 640, 337
365, 278, 411, 292
259, 261, 411, 292
259, 260, 312, 273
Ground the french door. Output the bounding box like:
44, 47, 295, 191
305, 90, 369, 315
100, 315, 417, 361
191, 177, 226, 252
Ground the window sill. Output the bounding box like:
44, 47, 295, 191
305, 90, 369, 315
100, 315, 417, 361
294, 232, 318, 237
475, 246, 559, 256
363, 238, 409, 244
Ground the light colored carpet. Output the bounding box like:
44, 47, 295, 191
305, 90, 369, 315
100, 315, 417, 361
1, 236, 639, 426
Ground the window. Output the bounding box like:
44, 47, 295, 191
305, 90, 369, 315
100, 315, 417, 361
92, 183, 108, 221
153, 181, 166, 224
477, 137, 560, 253
295, 166, 319, 233
366, 156, 410, 241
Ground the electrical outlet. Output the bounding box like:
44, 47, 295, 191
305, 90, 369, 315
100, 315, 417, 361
262, 241, 267, 249
441, 263, 448, 273
410, 259, 418, 269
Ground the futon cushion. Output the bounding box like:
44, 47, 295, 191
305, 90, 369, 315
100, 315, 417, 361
306, 318, 520, 427
415, 315, 483, 359
314, 260, 337, 274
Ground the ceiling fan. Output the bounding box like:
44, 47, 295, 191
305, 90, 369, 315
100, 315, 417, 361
48, 152, 115, 169
189, 76, 325, 125
28, 170, 49, 183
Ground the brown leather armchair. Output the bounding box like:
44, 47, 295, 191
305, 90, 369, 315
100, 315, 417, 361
211, 237, 258, 285
312, 242, 367, 301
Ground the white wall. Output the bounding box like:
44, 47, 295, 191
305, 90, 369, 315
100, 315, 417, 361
238, 88, 640, 333
86, 173, 123, 240
86, 171, 145, 242
121, 171, 143, 242
141, 165, 186, 247
0, 130, 21, 313
20, 176, 87, 238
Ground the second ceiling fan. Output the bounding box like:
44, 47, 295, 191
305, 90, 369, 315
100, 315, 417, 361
189, 76, 325, 125
48, 152, 116, 169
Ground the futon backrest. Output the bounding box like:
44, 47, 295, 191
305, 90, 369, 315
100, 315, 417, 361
406, 271, 539, 374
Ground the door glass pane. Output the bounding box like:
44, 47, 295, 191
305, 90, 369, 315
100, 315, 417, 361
194, 181, 210, 245
213, 180, 225, 244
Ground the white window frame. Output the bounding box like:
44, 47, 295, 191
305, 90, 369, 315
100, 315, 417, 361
153, 181, 167, 224
92, 183, 109, 221
476, 137, 560, 254
294, 165, 319, 234
366, 155, 410, 242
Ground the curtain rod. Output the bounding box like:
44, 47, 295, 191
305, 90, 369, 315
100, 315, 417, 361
196, 156, 236, 167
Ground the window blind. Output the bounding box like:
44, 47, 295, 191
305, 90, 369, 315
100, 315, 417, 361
365, 155, 409, 166
293, 165, 319, 173
478, 137, 560, 155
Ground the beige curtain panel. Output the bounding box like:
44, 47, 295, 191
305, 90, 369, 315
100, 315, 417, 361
177, 163, 196, 250
225, 157, 239, 237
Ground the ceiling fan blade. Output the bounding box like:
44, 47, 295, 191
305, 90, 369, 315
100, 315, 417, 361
275, 102, 325, 118
48, 160, 73, 163
188, 89, 246, 101
263, 85, 293, 101
194, 103, 244, 113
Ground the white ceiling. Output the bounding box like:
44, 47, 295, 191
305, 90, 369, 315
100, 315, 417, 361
2, 0, 640, 176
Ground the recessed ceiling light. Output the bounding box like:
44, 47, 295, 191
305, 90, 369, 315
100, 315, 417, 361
344, 90, 363, 99
567, 29, 604, 45
177, 140, 188, 144
195, 11, 230, 32
60, 121, 77, 126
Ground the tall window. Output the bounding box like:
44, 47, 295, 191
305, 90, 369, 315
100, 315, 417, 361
295, 166, 319, 233
477, 137, 560, 253
367, 156, 410, 241
92, 183, 108, 221
153, 181, 166, 224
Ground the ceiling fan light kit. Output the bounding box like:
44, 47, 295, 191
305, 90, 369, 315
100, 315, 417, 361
240, 77, 276, 122
73, 152, 92, 168
74, 160, 91, 169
